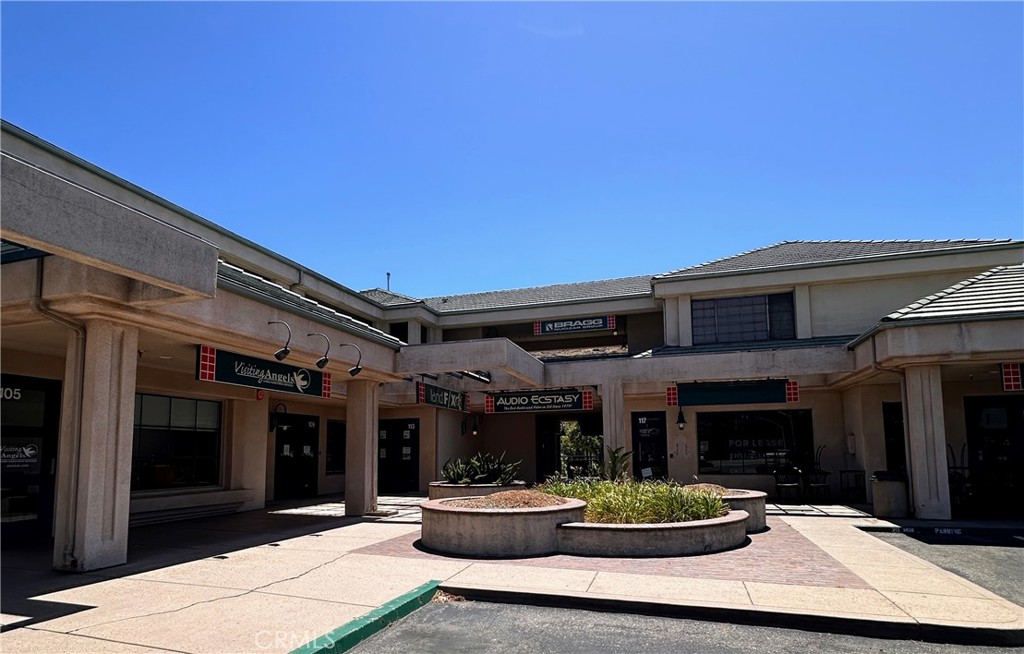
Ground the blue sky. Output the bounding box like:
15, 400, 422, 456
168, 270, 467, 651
2, 2, 1021, 297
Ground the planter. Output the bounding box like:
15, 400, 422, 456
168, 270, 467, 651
722, 489, 767, 533
556, 510, 749, 557
427, 480, 526, 500
420, 496, 586, 557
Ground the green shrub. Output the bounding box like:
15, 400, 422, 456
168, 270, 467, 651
537, 478, 726, 524
440, 451, 520, 485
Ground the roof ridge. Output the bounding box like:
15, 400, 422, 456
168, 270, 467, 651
655, 239, 1017, 280
361, 287, 422, 303
423, 273, 655, 301
883, 266, 1008, 321
656, 241, 791, 278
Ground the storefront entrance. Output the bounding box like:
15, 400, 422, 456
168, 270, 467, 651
378, 418, 419, 493
963, 395, 1024, 518
536, 413, 604, 482
273, 413, 319, 500
631, 411, 668, 480
1, 374, 62, 542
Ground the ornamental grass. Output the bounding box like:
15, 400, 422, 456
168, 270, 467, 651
537, 478, 727, 524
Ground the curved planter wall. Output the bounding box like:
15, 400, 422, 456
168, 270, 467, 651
427, 481, 526, 500
723, 490, 767, 533
420, 497, 586, 557
556, 510, 749, 557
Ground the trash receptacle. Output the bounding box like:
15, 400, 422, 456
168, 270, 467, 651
871, 470, 908, 518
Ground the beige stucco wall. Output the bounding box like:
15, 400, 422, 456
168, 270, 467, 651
808, 271, 997, 337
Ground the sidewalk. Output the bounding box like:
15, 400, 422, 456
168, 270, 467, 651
2, 499, 1021, 653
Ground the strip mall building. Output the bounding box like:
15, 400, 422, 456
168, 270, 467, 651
2, 120, 1022, 571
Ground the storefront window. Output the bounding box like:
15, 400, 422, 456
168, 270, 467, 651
132, 393, 222, 491
697, 409, 813, 474
326, 420, 346, 475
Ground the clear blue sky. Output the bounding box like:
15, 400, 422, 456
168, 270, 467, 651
3, 2, 1021, 298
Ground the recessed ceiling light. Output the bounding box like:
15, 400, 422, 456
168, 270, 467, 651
158, 355, 174, 360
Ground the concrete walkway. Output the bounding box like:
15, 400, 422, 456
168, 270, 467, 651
2, 499, 1021, 653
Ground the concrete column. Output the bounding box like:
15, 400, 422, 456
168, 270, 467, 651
53, 320, 139, 571
345, 380, 380, 516
406, 321, 422, 345
663, 297, 680, 347
903, 365, 951, 520
427, 327, 443, 344
677, 294, 693, 347
795, 285, 812, 339
600, 382, 626, 451
228, 397, 268, 511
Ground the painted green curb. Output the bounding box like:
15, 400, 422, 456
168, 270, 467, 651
290, 580, 441, 654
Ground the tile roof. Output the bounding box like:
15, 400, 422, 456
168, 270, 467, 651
421, 275, 655, 313
361, 288, 423, 307
655, 240, 1017, 280
883, 264, 1024, 322
217, 261, 403, 348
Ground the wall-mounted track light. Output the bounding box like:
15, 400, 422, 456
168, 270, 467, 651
268, 320, 292, 361
308, 332, 331, 369
338, 342, 363, 376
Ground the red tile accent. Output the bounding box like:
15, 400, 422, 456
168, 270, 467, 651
582, 390, 594, 411
533, 321, 542, 336
198, 345, 216, 381
666, 386, 678, 406
485, 395, 495, 413
1003, 363, 1022, 391
417, 382, 426, 404
322, 373, 332, 398
786, 380, 800, 403
607, 315, 616, 330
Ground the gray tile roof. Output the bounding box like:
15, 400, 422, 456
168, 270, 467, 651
883, 264, 1024, 322
421, 275, 655, 313
361, 288, 423, 307
217, 261, 403, 348
655, 240, 1017, 280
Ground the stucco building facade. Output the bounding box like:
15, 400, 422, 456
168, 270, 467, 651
2, 120, 1022, 571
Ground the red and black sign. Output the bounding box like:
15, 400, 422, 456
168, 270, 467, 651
197, 345, 331, 398
533, 315, 615, 336
485, 389, 594, 413
416, 382, 469, 412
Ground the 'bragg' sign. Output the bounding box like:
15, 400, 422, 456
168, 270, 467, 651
533, 315, 615, 335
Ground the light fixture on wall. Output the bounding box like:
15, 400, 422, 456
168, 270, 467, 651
308, 332, 331, 369
462, 414, 479, 437
269, 402, 288, 431
676, 407, 687, 430
338, 342, 363, 376
268, 321, 292, 361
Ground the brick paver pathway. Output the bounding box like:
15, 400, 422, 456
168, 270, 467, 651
353, 517, 869, 589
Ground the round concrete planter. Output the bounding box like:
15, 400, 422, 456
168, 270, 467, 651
556, 510, 749, 557
427, 481, 527, 500
420, 496, 586, 557
722, 489, 767, 533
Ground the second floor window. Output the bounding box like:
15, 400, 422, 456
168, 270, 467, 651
692, 292, 795, 345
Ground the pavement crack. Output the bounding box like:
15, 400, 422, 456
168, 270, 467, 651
66, 550, 352, 636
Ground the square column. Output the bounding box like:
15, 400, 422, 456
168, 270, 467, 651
904, 365, 951, 520
600, 382, 626, 452
345, 379, 380, 516
53, 320, 139, 571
